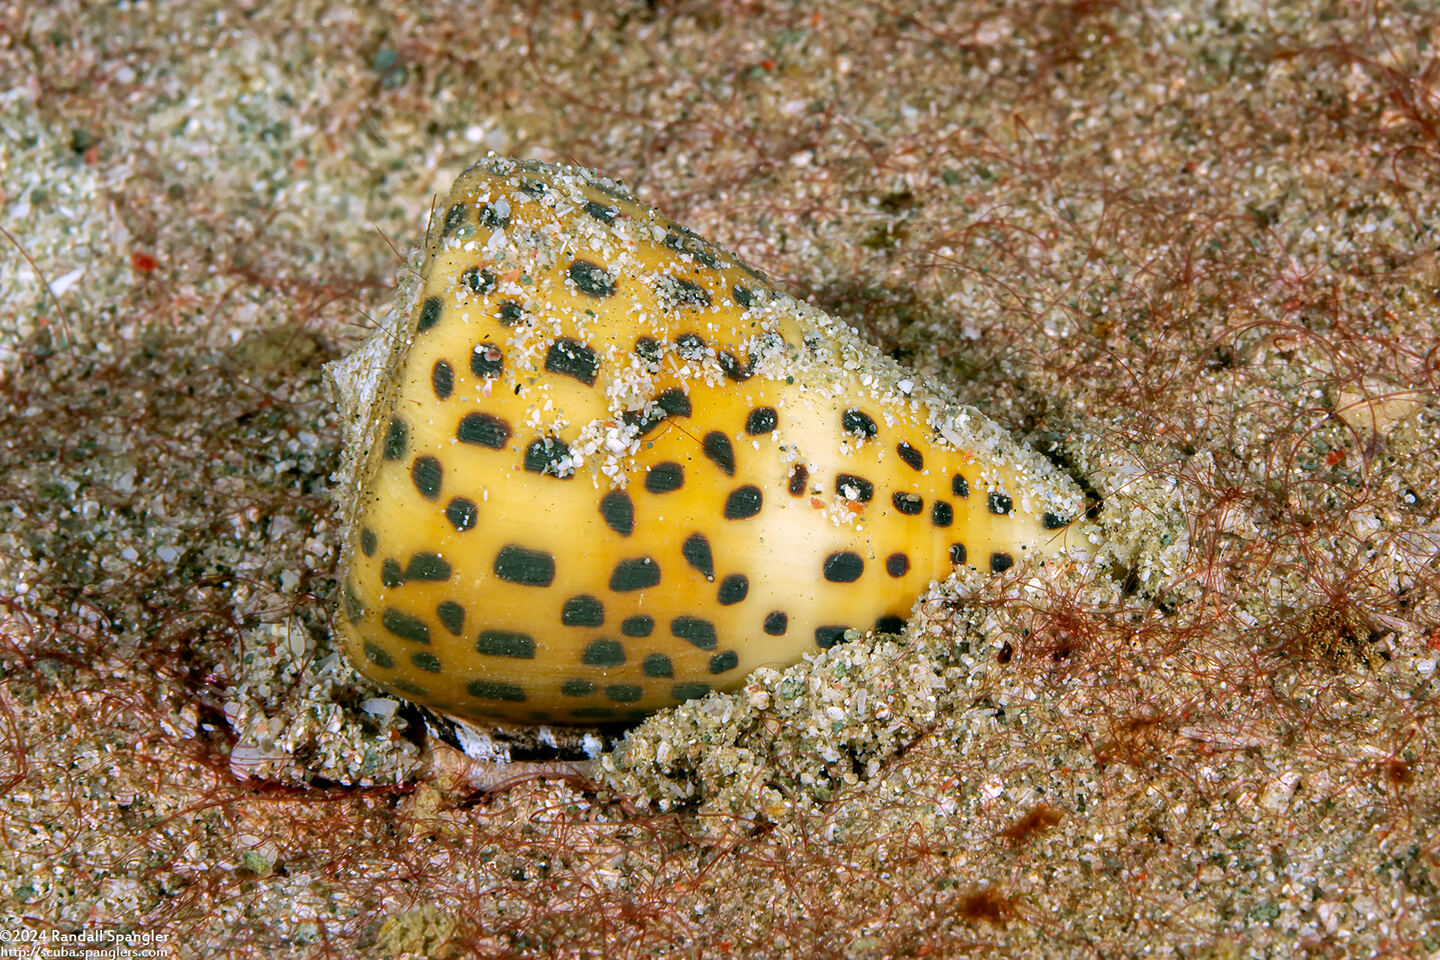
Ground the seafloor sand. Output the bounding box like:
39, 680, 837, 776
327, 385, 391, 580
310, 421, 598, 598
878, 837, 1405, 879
1, 1, 1437, 957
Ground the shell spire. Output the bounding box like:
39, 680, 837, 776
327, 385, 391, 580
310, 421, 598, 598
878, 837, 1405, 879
327, 156, 1090, 725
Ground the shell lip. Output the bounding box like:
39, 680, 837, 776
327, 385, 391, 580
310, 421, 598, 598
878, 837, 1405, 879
424, 707, 627, 763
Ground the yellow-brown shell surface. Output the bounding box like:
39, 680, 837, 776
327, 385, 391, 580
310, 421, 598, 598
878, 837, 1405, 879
328, 156, 1089, 725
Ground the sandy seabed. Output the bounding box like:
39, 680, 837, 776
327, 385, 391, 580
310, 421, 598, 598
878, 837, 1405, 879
1, 1, 1438, 957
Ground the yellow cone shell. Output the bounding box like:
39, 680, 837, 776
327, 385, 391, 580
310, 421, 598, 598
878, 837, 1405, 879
327, 156, 1088, 725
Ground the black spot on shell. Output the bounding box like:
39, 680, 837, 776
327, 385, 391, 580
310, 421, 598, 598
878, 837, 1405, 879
835, 474, 874, 502
344, 580, 366, 623
788, 464, 808, 496
518, 178, 546, 197
665, 276, 711, 307
724, 485, 763, 520
709, 651, 739, 674
470, 343, 504, 379
875, 616, 906, 634
544, 337, 600, 385
672, 681, 710, 701
498, 300, 524, 325
404, 552, 451, 581
442, 203, 468, 236
569, 259, 616, 298
892, 492, 924, 515
815, 625, 849, 649
363, 642, 393, 668
467, 680, 525, 702
745, 406, 778, 435
584, 200, 617, 224
634, 336, 662, 364
823, 551, 864, 583
477, 630, 535, 658
360, 528, 377, 557
991, 552, 1014, 573
931, 501, 953, 527
411, 456, 442, 500
717, 574, 749, 605
675, 332, 706, 360
842, 409, 877, 439
682, 533, 714, 580
1044, 512, 1069, 530
445, 497, 477, 531
381, 559, 403, 588
733, 284, 755, 308
560, 678, 594, 697
582, 639, 625, 667
605, 684, 642, 703
383, 418, 407, 460
763, 611, 788, 635
418, 297, 442, 332
493, 544, 556, 586
524, 437, 571, 476
586, 174, 629, 201
457, 412, 510, 449
382, 608, 430, 645
885, 553, 909, 577
949, 543, 968, 564
622, 615, 654, 637
437, 601, 465, 635
561, 594, 605, 628
671, 616, 717, 650
988, 492, 1013, 515
388, 679, 428, 698
952, 474, 970, 498
623, 406, 667, 438
645, 462, 684, 493
432, 360, 453, 400
610, 557, 660, 592
655, 388, 691, 417
643, 653, 673, 678
662, 229, 722, 268
599, 490, 634, 537
719, 351, 752, 381
411, 652, 442, 673
896, 442, 923, 470
703, 432, 735, 476
478, 202, 510, 228
462, 266, 496, 295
